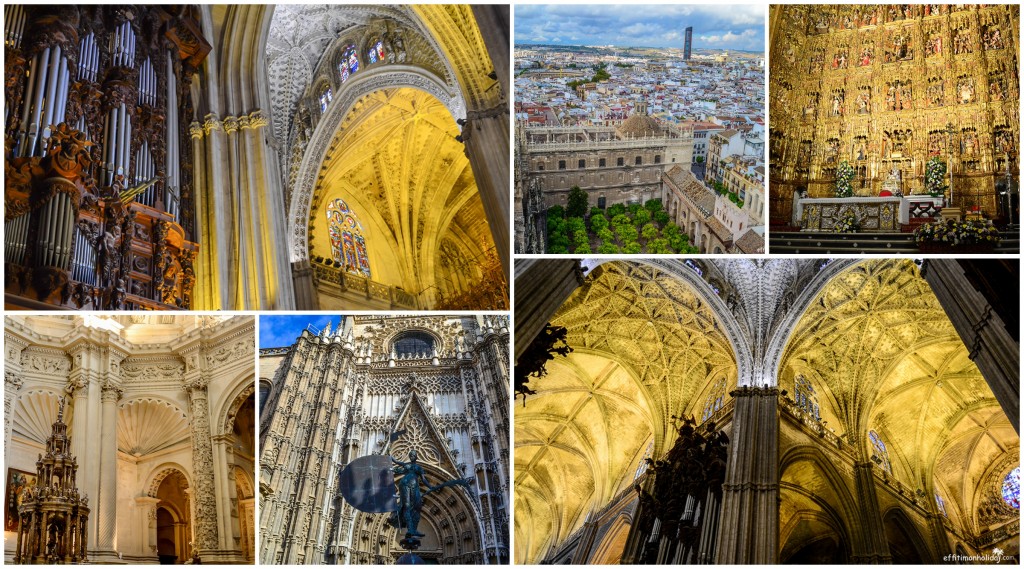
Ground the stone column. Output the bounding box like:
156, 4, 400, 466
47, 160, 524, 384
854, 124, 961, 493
291, 260, 318, 310
95, 383, 122, 559
3, 336, 28, 452
462, 102, 511, 280
513, 259, 585, 360
851, 461, 892, 563
240, 498, 255, 561
134, 496, 162, 558
922, 259, 1019, 432
183, 374, 219, 556
211, 432, 242, 559
714, 386, 779, 564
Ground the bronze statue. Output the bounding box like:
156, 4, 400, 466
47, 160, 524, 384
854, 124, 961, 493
390, 449, 471, 539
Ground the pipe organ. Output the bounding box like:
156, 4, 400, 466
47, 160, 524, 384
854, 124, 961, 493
4, 5, 210, 309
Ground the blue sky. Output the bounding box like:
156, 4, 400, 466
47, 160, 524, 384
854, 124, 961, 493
515, 4, 765, 52
259, 315, 343, 348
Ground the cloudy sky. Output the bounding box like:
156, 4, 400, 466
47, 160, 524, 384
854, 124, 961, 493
259, 315, 342, 348
515, 4, 765, 51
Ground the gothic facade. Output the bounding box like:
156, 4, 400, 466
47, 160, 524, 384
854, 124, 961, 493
258, 315, 510, 564
515, 258, 1019, 564
5, 4, 511, 311
769, 4, 1019, 225
4, 315, 256, 564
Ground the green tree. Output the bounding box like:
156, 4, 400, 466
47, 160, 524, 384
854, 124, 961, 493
644, 198, 663, 213
641, 223, 659, 241
627, 203, 642, 216
566, 216, 587, 235
695, 155, 704, 164
664, 223, 681, 239
574, 241, 592, 254
634, 208, 651, 227
548, 243, 569, 254
623, 242, 643, 254
597, 242, 620, 254
653, 210, 670, 225
597, 228, 615, 243
590, 214, 609, 232
648, 238, 671, 254
616, 223, 638, 243
607, 203, 627, 218
548, 204, 565, 219
611, 214, 631, 228
567, 186, 589, 218
590, 206, 605, 218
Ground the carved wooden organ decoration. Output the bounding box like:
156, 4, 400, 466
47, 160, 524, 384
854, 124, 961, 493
769, 4, 1020, 221
4, 6, 210, 309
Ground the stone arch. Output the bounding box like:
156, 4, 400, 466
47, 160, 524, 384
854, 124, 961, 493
145, 463, 193, 498
778, 445, 859, 561
216, 371, 257, 436
288, 67, 462, 262
588, 513, 633, 564
382, 327, 445, 358
882, 506, 933, 563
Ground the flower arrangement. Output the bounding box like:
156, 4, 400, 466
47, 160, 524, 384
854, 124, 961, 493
833, 211, 860, 233
835, 160, 854, 198
925, 157, 947, 197
913, 218, 1000, 246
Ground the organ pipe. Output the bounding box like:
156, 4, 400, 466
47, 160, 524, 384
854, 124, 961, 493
6, 6, 208, 309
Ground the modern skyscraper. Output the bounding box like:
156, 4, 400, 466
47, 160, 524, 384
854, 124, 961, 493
684, 26, 693, 60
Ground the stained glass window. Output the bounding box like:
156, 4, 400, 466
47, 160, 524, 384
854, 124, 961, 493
368, 40, 385, 64
393, 332, 434, 358
869, 430, 892, 474
935, 493, 947, 516
318, 85, 332, 113
1002, 466, 1020, 509
794, 375, 821, 420
326, 198, 371, 278
634, 442, 653, 480
339, 45, 359, 83
701, 378, 726, 423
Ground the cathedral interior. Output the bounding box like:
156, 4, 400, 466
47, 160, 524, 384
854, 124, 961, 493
768, 4, 1019, 225
4, 4, 510, 312
514, 258, 1019, 564
4, 315, 256, 564
258, 315, 510, 565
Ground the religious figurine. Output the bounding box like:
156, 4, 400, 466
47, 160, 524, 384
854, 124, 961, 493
860, 46, 872, 66
857, 92, 870, 114
958, 78, 975, 104
390, 449, 471, 539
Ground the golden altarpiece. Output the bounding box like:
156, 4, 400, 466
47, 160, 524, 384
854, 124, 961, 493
4, 6, 209, 310
769, 4, 1019, 226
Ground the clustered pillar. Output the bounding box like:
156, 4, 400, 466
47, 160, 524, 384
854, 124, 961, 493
714, 386, 779, 564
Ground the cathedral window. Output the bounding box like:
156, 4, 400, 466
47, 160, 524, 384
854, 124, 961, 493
617, 157, 624, 166
635, 156, 642, 165
634, 441, 653, 480
1002, 466, 1020, 509
578, 159, 585, 168
558, 160, 566, 170
868, 430, 892, 474
326, 198, 371, 277
935, 493, 947, 516
259, 380, 272, 416
701, 378, 726, 423
368, 40, 385, 64
654, 154, 661, 164
599, 158, 606, 167
393, 332, 435, 358
318, 85, 333, 113
339, 45, 359, 83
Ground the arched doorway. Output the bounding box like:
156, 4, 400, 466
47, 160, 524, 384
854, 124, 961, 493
154, 470, 191, 564
156, 507, 178, 564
